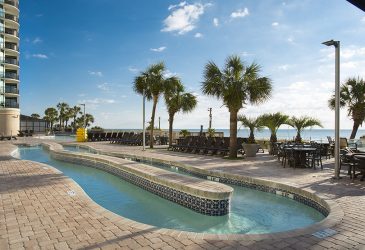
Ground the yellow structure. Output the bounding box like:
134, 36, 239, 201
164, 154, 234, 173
76, 128, 87, 142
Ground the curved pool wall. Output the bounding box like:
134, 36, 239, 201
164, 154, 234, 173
44, 143, 233, 216
15, 145, 329, 235
65, 143, 332, 217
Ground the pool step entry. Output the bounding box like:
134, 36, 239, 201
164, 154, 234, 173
43, 142, 233, 216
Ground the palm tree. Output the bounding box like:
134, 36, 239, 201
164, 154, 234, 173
64, 107, 73, 129
56, 102, 69, 130
288, 116, 323, 142
202, 55, 272, 158
69, 106, 82, 132
76, 114, 94, 128
30, 113, 40, 119
164, 78, 197, 146
259, 112, 289, 143
133, 62, 175, 148
44, 108, 58, 131
238, 115, 264, 143
329, 77, 365, 139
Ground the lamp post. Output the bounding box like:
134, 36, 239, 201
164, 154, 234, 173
80, 103, 86, 129
322, 40, 340, 179
142, 89, 146, 151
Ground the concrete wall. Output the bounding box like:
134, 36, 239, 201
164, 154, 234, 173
0, 108, 20, 137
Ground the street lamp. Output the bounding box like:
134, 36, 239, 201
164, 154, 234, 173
322, 39, 340, 179
79, 103, 86, 129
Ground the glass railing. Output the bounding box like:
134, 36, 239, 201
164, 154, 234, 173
2, 58, 19, 65
1, 72, 19, 79
5, 87, 18, 94
4, 102, 19, 108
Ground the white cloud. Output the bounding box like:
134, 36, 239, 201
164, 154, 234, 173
194, 32, 203, 38
88, 71, 103, 77
362, 16, 365, 22
231, 8, 249, 19
168, 1, 187, 11
128, 66, 139, 73
213, 18, 219, 27
97, 83, 110, 91
272, 22, 279, 27
241, 51, 254, 57
150, 46, 166, 52
164, 69, 178, 78
287, 37, 294, 43
32, 54, 48, 59
161, 3, 209, 35
32, 37, 42, 44
79, 98, 116, 106
278, 64, 290, 71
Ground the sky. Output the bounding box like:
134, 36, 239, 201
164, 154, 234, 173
19, 0, 365, 129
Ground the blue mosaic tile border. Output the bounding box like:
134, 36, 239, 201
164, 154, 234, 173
52, 153, 230, 216
132, 157, 329, 217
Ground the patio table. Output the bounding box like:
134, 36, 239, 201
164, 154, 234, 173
292, 147, 316, 168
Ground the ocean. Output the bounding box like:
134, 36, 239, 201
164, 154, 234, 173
175, 129, 365, 142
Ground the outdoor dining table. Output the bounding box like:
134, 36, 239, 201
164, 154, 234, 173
291, 147, 317, 168
345, 153, 365, 180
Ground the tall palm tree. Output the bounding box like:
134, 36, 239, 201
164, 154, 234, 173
133, 62, 174, 148
202, 55, 272, 158
64, 107, 73, 128
68, 106, 82, 132
288, 116, 323, 142
238, 115, 264, 143
84, 114, 95, 127
329, 77, 365, 139
44, 108, 58, 131
56, 102, 69, 130
164, 78, 197, 147
259, 112, 289, 143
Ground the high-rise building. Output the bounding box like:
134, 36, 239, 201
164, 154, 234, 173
0, 0, 20, 138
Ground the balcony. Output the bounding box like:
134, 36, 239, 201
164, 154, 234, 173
2, 58, 19, 66
1, 72, 19, 80
4, 43, 18, 51
5, 87, 19, 94
1, 0, 19, 8
4, 28, 18, 37
4, 102, 19, 108
3, 13, 18, 23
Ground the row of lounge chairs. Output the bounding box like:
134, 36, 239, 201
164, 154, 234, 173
87, 131, 168, 145
169, 136, 252, 156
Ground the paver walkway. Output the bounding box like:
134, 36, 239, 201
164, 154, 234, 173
1, 139, 365, 249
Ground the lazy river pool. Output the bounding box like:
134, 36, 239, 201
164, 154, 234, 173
16, 146, 325, 234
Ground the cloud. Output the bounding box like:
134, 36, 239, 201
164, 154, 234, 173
362, 16, 365, 22
213, 18, 219, 27
128, 66, 139, 73
164, 69, 178, 78
97, 83, 110, 91
150, 46, 166, 52
32, 54, 48, 59
32, 37, 42, 44
231, 8, 249, 19
168, 1, 187, 11
241, 51, 254, 57
36, 14, 43, 17
278, 64, 290, 71
161, 3, 210, 35
88, 71, 103, 77
194, 32, 203, 38
272, 22, 279, 27
79, 98, 116, 108
287, 37, 294, 43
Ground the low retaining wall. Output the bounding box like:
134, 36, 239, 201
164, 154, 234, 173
42, 142, 233, 216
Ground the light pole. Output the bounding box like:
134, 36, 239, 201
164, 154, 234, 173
142, 89, 146, 151
80, 103, 86, 129
208, 108, 212, 130
322, 39, 340, 179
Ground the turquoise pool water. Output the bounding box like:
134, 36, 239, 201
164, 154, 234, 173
17, 146, 325, 234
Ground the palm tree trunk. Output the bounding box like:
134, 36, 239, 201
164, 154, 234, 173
150, 96, 158, 148
295, 131, 301, 142
350, 121, 361, 139
229, 110, 238, 158
168, 113, 174, 147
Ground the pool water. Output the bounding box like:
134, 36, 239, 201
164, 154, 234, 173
16, 146, 325, 234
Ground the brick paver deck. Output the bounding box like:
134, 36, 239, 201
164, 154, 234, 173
1, 139, 365, 249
